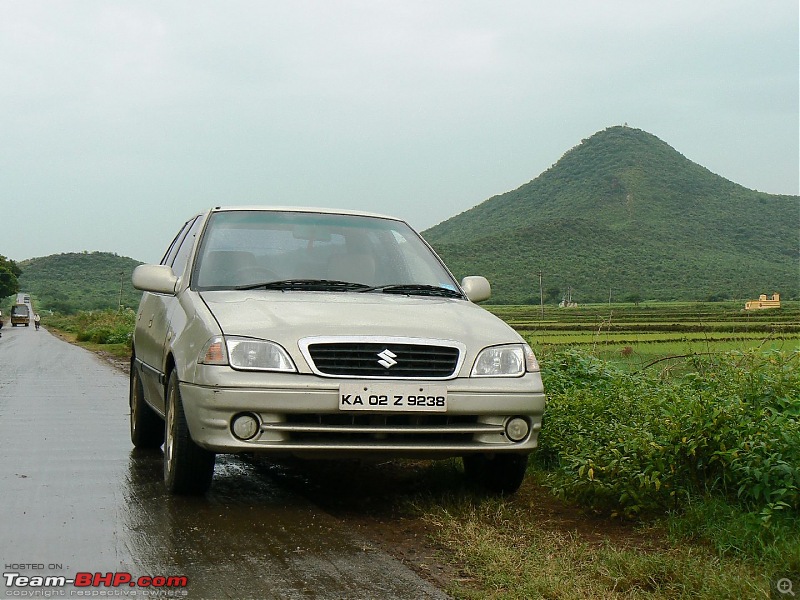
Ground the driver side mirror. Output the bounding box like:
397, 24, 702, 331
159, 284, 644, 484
132, 264, 179, 295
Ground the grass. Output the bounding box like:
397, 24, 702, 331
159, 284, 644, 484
666, 499, 800, 571
49, 329, 132, 360
413, 493, 767, 599
43, 309, 133, 359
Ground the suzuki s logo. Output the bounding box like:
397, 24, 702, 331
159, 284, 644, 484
377, 349, 398, 369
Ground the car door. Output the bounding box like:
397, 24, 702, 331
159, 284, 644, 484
135, 216, 201, 415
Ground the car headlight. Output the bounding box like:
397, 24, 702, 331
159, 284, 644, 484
471, 343, 539, 377
199, 336, 296, 372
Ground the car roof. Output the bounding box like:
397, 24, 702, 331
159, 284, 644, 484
207, 205, 401, 222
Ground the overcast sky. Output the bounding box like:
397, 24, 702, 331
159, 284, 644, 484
1, 1, 797, 264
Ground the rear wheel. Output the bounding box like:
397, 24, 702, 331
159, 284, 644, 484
462, 453, 529, 495
129, 360, 164, 448
164, 371, 215, 495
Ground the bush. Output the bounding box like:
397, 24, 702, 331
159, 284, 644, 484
47, 309, 135, 348
535, 349, 800, 520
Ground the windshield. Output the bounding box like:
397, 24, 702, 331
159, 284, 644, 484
191, 210, 460, 295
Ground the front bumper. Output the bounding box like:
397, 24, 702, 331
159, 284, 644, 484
179, 373, 545, 459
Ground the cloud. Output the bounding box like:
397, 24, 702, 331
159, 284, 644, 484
0, 1, 796, 262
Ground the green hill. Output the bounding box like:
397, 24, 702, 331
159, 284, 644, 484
15, 252, 143, 314
423, 126, 799, 304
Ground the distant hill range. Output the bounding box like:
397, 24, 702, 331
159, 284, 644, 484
10, 128, 799, 311
423, 126, 799, 304
16, 252, 143, 313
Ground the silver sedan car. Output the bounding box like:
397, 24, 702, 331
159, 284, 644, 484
131, 207, 546, 495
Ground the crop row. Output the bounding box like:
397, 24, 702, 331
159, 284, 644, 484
516, 323, 800, 333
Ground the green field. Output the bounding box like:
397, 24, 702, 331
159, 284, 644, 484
489, 301, 800, 371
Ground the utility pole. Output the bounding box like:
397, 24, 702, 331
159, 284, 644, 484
118, 271, 124, 311
538, 271, 544, 320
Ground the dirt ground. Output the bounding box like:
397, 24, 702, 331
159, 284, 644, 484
262, 458, 670, 594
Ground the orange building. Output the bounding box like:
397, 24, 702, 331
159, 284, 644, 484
744, 293, 781, 310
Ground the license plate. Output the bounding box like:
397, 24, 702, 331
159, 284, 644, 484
339, 382, 447, 412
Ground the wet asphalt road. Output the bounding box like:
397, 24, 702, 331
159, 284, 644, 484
0, 325, 449, 599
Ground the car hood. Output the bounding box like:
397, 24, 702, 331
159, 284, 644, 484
199, 290, 522, 348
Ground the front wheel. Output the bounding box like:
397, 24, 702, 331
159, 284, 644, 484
164, 371, 215, 495
462, 453, 529, 495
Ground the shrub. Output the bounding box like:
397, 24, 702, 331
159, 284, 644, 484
535, 349, 800, 520
47, 309, 135, 348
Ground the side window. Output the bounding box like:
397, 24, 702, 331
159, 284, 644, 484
169, 217, 202, 279
160, 218, 195, 266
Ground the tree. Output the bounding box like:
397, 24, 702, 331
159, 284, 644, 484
625, 292, 643, 306
544, 287, 562, 303
0, 256, 22, 299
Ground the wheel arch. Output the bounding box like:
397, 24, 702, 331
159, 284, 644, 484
163, 352, 177, 394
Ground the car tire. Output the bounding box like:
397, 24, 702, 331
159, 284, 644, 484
164, 371, 215, 495
462, 453, 528, 495
129, 361, 164, 449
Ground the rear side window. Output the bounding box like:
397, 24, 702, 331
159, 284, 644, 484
160, 217, 197, 267
169, 217, 202, 278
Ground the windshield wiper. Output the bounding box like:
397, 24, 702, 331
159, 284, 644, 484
358, 284, 464, 299
234, 279, 372, 292
234, 280, 463, 297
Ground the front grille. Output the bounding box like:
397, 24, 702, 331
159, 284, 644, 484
307, 342, 460, 378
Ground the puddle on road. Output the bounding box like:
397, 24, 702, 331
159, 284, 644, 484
118, 451, 450, 599
123, 451, 365, 560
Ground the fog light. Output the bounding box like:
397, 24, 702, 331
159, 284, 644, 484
505, 417, 529, 442
231, 413, 260, 441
